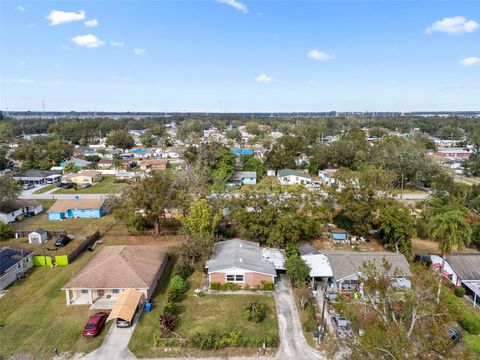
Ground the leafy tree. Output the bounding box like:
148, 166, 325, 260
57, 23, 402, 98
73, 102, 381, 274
225, 129, 242, 141
329, 127, 368, 169
63, 162, 80, 174
243, 157, 265, 179
285, 255, 310, 287
181, 199, 220, 239
0, 177, 20, 202
429, 208, 472, 303
113, 171, 178, 235
0, 145, 9, 170
436, 125, 465, 140
378, 204, 416, 253
111, 157, 125, 173
368, 126, 389, 138
211, 148, 235, 183
106, 130, 135, 150
168, 275, 188, 300
333, 261, 470, 360
45, 139, 74, 164
0, 123, 13, 143
139, 131, 156, 148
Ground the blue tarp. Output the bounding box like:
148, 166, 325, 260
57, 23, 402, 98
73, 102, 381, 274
332, 233, 348, 241
231, 149, 253, 155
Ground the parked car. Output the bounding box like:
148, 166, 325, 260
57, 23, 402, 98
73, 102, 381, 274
61, 183, 74, 189
54, 235, 71, 247
332, 315, 352, 338
115, 318, 131, 328
56, 182, 64, 188
22, 184, 34, 190
82, 312, 109, 337
80, 183, 91, 189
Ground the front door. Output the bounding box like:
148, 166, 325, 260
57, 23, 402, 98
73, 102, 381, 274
97, 289, 105, 297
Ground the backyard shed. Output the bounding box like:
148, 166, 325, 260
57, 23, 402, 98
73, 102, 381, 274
28, 229, 48, 244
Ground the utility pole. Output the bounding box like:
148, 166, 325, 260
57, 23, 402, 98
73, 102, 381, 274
319, 280, 328, 340
400, 174, 404, 200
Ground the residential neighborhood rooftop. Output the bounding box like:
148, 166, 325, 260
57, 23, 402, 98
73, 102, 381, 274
445, 254, 480, 281
48, 198, 106, 213
0, 247, 33, 275
277, 169, 312, 179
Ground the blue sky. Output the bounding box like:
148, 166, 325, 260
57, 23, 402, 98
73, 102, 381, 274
1, 0, 479, 112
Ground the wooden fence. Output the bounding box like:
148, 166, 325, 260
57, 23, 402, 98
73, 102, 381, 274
66, 230, 100, 264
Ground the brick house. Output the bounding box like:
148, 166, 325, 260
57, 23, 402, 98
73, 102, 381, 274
205, 239, 282, 289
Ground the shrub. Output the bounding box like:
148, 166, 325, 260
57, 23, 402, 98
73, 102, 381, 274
454, 286, 466, 297
168, 275, 188, 301
259, 281, 275, 291
159, 313, 177, 333
210, 282, 222, 290
163, 302, 178, 315
189, 331, 279, 349
223, 282, 241, 291
285, 254, 311, 287
303, 302, 317, 331
174, 262, 194, 280
243, 301, 268, 323
464, 334, 480, 357
0, 223, 11, 241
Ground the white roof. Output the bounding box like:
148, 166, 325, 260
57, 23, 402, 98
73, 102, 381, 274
302, 254, 333, 277
261, 248, 286, 270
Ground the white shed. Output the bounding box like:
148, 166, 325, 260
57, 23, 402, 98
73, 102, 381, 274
28, 229, 48, 244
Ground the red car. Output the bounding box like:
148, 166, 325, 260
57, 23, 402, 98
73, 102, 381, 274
82, 312, 109, 337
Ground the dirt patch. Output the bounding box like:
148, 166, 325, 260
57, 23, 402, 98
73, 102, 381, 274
310, 238, 386, 252
412, 237, 479, 255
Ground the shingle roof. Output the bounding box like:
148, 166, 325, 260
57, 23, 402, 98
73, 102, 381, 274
229, 171, 257, 181
32, 229, 47, 235
66, 170, 102, 179
322, 250, 411, 281
0, 199, 41, 214
63, 245, 167, 289
446, 254, 480, 281
205, 239, 276, 276
13, 169, 57, 179
48, 198, 105, 213
277, 169, 312, 179
299, 243, 320, 256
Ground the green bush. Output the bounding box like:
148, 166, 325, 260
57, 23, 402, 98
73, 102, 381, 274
210, 282, 222, 290
303, 302, 317, 331
163, 302, 178, 315
454, 286, 466, 297
190, 330, 279, 349
0, 223, 11, 241
259, 281, 275, 291
174, 262, 194, 280
168, 275, 188, 301
243, 301, 268, 323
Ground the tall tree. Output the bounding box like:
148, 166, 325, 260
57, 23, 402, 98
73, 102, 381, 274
378, 203, 416, 253
0, 177, 20, 202
106, 130, 135, 150
429, 209, 472, 303
181, 199, 220, 239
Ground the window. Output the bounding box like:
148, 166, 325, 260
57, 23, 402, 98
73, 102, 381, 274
81, 289, 89, 294
112, 289, 120, 293
26, 256, 30, 263
226, 274, 244, 282
17, 263, 22, 269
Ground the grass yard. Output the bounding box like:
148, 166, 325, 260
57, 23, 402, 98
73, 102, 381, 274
33, 184, 58, 194
54, 175, 126, 194
0, 249, 108, 359
11, 212, 118, 237
129, 268, 279, 358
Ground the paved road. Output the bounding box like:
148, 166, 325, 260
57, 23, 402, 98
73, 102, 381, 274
19, 186, 113, 200
395, 193, 430, 200
275, 275, 324, 360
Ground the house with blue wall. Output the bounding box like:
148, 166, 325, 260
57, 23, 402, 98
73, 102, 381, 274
227, 171, 257, 187
48, 198, 106, 220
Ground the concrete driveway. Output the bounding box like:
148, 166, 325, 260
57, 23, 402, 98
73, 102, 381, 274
275, 275, 325, 360
81, 312, 141, 360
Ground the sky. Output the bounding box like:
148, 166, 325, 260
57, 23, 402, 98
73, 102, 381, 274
1, 0, 479, 112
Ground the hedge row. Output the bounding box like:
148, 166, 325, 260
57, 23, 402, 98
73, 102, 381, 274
190, 330, 279, 349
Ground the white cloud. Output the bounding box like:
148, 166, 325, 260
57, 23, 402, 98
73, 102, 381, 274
46, 10, 85, 26
459, 57, 480, 67
133, 48, 146, 55
256, 74, 273, 83
425, 16, 479, 35
110, 41, 125, 47
15, 5, 26, 12
84, 19, 98, 27
307, 49, 334, 61
217, 0, 248, 13
71, 34, 105, 48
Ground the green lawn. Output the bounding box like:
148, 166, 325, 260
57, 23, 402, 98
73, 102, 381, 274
55, 175, 126, 194
0, 249, 108, 359
33, 184, 58, 194
129, 268, 279, 358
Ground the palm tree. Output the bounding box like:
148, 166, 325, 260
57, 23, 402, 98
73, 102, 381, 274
111, 158, 125, 174
429, 209, 472, 303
